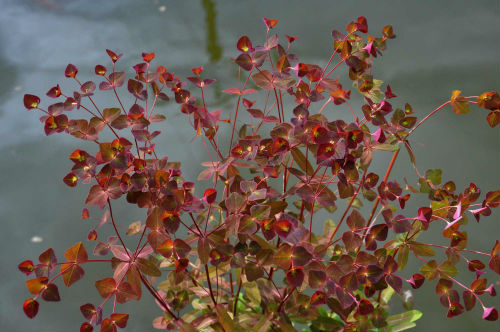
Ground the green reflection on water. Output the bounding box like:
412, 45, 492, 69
202, 0, 222, 63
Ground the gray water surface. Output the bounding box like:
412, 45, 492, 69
1, 1, 499, 331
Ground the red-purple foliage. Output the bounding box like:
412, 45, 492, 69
20, 17, 499, 332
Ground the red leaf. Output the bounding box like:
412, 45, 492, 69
382, 25, 396, 39
142, 52, 155, 62
116, 281, 138, 303
235, 53, 253, 71
80, 303, 97, 320
110, 313, 129, 328
286, 267, 304, 288
222, 88, 241, 95
37, 248, 57, 275
24, 94, 40, 110
483, 307, 499, 321
447, 302, 464, 318
262, 17, 278, 29
186, 77, 201, 88
95, 278, 116, 298
436, 278, 453, 294
26, 277, 48, 295
204, 188, 217, 204
468, 259, 485, 272
85, 185, 109, 209
63, 172, 78, 187
95, 65, 107, 76
81, 81, 96, 95
385, 85, 397, 99
173, 238, 191, 258
106, 49, 122, 63
80, 322, 94, 332
237, 35, 253, 52
310, 291, 326, 306
356, 16, 368, 33
100, 318, 116, 332
46, 84, 62, 98
201, 78, 216, 88
492, 240, 500, 256
81, 208, 90, 219
191, 66, 203, 76
385, 274, 403, 293
41, 283, 61, 301
23, 298, 39, 319
409, 273, 425, 289
274, 219, 292, 239
61, 263, 85, 287
222, 87, 257, 95
357, 299, 374, 315
489, 255, 500, 275
175, 258, 189, 273
252, 70, 274, 90
65, 64, 78, 78
463, 290, 476, 311
285, 34, 297, 44
109, 72, 126, 88
18, 260, 35, 275
485, 190, 500, 208
65, 242, 88, 263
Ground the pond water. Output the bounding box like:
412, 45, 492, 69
0, 0, 498, 331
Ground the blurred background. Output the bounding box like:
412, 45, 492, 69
0, 0, 498, 331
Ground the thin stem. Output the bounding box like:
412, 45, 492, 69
233, 277, 242, 316
408, 101, 451, 136
318, 97, 331, 114
229, 67, 254, 153
420, 243, 490, 256
107, 200, 131, 259
322, 168, 368, 252
205, 264, 217, 305
364, 149, 400, 229
138, 270, 178, 319
277, 286, 296, 312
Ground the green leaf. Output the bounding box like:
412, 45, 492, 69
103, 108, 121, 122
250, 205, 271, 220
487, 110, 500, 128
243, 281, 261, 305
381, 287, 395, 305
174, 320, 200, 332
215, 304, 241, 332
251, 315, 272, 332
418, 177, 431, 194
408, 242, 435, 257
420, 260, 439, 281
383, 310, 423, 332
397, 245, 409, 269
245, 262, 264, 282
450, 90, 470, 114
291, 147, 314, 176
372, 143, 400, 151
226, 193, 245, 213
198, 237, 210, 265
425, 169, 442, 185
439, 261, 458, 278
310, 315, 344, 331
323, 219, 336, 239
249, 234, 275, 251
275, 319, 300, 332
136, 258, 161, 277
252, 70, 273, 90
